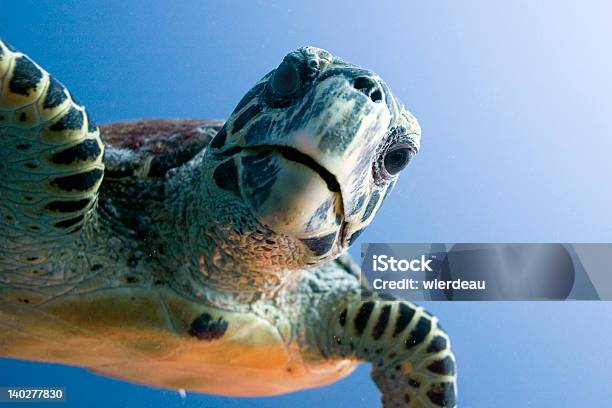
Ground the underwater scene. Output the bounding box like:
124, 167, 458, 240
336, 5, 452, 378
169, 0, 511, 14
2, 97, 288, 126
2, 1, 612, 407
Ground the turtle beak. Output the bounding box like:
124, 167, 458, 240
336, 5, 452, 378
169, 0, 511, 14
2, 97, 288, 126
237, 146, 343, 242
275, 75, 393, 244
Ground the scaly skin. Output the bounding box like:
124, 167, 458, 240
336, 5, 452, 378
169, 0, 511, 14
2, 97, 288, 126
0, 39, 457, 407
290, 261, 457, 408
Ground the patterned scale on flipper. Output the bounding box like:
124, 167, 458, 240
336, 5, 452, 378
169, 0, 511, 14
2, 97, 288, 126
0, 39, 103, 273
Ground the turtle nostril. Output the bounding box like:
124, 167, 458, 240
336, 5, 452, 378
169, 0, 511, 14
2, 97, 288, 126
369, 89, 383, 103
353, 76, 383, 103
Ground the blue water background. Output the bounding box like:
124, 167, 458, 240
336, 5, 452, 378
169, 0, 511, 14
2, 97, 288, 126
2, 1, 612, 406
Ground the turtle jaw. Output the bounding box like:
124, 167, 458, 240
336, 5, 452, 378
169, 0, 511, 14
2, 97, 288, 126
236, 145, 345, 259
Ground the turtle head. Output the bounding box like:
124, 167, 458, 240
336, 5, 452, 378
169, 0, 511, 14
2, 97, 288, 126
203, 46, 420, 269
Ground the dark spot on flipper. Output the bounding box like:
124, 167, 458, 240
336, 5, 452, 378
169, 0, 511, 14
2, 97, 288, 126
353, 301, 375, 335
405, 316, 431, 350
51, 139, 101, 165
49, 106, 84, 131
361, 190, 380, 223
209, 125, 227, 149
53, 214, 84, 229
90, 264, 103, 271
9, 55, 43, 96
232, 104, 262, 134
372, 304, 391, 340
427, 382, 456, 407
126, 276, 138, 283
301, 231, 336, 256
393, 303, 415, 337
213, 159, 240, 196
44, 198, 91, 213
348, 228, 365, 246
50, 168, 103, 192
19, 112, 26, 122
339, 308, 347, 326
16, 143, 31, 150
188, 313, 229, 341
427, 335, 448, 353
408, 378, 421, 388
43, 77, 68, 109
427, 356, 456, 376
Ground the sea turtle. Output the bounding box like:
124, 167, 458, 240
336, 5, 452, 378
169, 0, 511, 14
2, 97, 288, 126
0, 40, 457, 407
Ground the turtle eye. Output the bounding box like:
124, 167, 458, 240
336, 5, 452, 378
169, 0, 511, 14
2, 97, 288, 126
271, 61, 299, 95
383, 144, 414, 175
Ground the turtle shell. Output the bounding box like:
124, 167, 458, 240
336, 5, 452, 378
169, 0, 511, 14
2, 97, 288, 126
101, 119, 224, 179
97, 120, 224, 224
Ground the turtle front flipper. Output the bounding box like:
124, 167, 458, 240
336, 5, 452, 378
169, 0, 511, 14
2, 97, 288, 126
0, 39, 104, 257
312, 293, 457, 407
